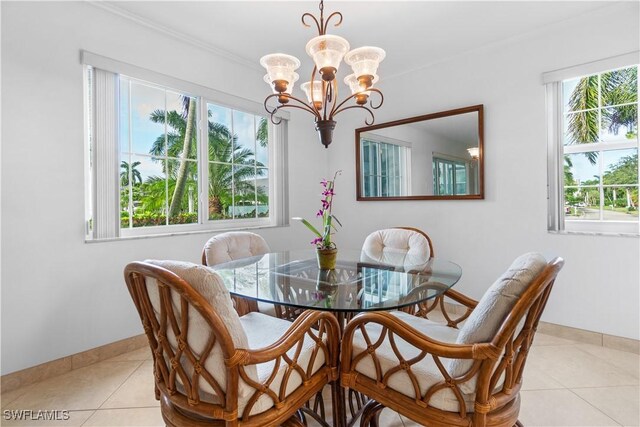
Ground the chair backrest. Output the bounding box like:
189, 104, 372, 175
449, 252, 547, 380
202, 231, 270, 266
362, 227, 434, 264
450, 254, 564, 420
124, 260, 258, 419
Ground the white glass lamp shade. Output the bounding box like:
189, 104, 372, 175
344, 73, 379, 95
259, 53, 301, 92
264, 73, 299, 94
344, 46, 386, 85
467, 147, 480, 159
300, 81, 324, 109
305, 35, 350, 79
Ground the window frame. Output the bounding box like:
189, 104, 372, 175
82, 51, 289, 241
545, 53, 639, 236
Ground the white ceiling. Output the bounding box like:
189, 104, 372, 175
103, 1, 613, 79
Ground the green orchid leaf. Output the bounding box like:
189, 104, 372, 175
331, 214, 343, 227
292, 217, 322, 238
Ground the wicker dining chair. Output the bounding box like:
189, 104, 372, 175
124, 260, 341, 427
202, 231, 284, 318
361, 227, 434, 263
341, 253, 564, 427
361, 226, 436, 319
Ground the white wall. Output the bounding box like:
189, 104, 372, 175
0, 1, 327, 375
2, 1, 639, 376
330, 2, 640, 340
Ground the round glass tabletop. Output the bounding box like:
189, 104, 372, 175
212, 249, 462, 313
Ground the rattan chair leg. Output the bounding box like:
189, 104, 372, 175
360, 401, 384, 427
312, 390, 326, 420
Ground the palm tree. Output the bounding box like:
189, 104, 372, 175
208, 121, 265, 217
148, 96, 197, 218
256, 117, 268, 148
567, 67, 637, 164
147, 105, 264, 219
168, 97, 197, 217
120, 161, 142, 186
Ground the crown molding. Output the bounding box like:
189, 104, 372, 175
86, 1, 262, 73
383, 0, 628, 82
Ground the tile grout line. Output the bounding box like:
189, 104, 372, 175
573, 343, 640, 364
568, 384, 640, 390
529, 344, 639, 389
0, 389, 29, 409
572, 345, 640, 379
72, 409, 96, 425
565, 387, 624, 427
84, 359, 146, 421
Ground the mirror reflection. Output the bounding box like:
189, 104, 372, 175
356, 105, 484, 200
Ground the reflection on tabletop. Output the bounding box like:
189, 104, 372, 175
211, 249, 462, 312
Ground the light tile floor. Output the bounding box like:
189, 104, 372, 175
1, 334, 638, 426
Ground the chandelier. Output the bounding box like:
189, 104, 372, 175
260, 0, 385, 148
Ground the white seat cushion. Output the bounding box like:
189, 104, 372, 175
351, 311, 474, 412
239, 312, 327, 416
449, 252, 547, 392
203, 232, 270, 266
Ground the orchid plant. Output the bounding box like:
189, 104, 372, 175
293, 171, 342, 250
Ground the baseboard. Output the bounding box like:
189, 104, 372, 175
441, 301, 639, 354
538, 321, 639, 354
2, 314, 637, 396
1, 334, 147, 394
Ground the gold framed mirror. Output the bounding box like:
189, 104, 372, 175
356, 105, 484, 201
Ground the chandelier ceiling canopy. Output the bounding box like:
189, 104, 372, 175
260, 0, 386, 148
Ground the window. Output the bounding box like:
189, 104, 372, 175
84, 54, 287, 240
119, 78, 200, 229
432, 156, 469, 196
545, 57, 638, 235
361, 138, 410, 197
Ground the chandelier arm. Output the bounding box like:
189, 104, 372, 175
269, 115, 283, 125
367, 88, 385, 110
301, 13, 322, 35
329, 91, 362, 117
263, 93, 286, 114
310, 66, 323, 118
275, 102, 324, 118
331, 78, 339, 119
329, 93, 355, 118
332, 104, 376, 126
284, 94, 323, 118
264, 93, 321, 119
324, 11, 343, 30
264, 103, 283, 125
322, 80, 333, 120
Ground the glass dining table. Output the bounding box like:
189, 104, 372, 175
212, 248, 462, 320
212, 249, 462, 427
